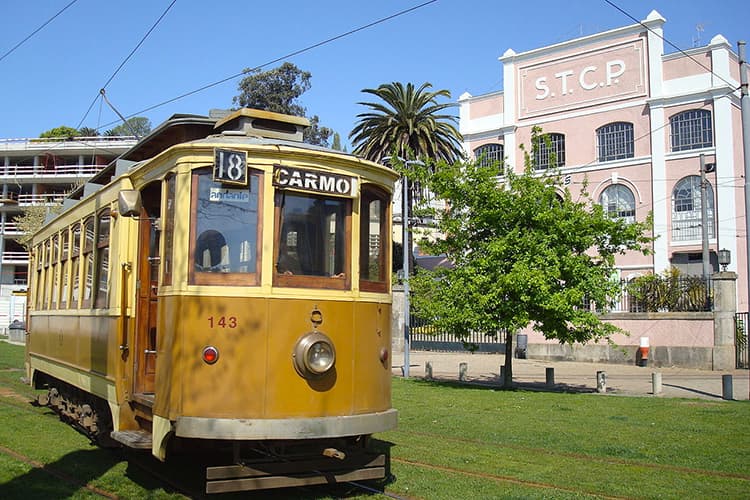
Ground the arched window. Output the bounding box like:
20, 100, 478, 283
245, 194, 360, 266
534, 133, 565, 170
672, 175, 714, 241
599, 184, 635, 223
670, 110, 713, 151
596, 122, 634, 162
473, 143, 504, 168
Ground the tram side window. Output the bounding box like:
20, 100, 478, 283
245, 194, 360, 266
359, 185, 390, 292
60, 228, 69, 308
163, 174, 175, 286
82, 217, 95, 308
274, 191, 350, 290
95, 210, 110, 308
71, 223, 81, 307
190, 167, 261, 285
50, 235, 59, 309
35, 242, 45, 310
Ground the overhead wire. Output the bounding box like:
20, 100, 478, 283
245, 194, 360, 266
0, 0, 79, 64
95, 0, 439, 129
76, 0, 178, 131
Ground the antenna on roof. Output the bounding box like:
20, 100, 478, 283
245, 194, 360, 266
692, 24, 705, 48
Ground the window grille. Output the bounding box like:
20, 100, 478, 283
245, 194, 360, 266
599, 184, 635, 223
473, 143, 504, 168
672, 175, 714, 241
596, 122, 634, 162
670, 110, 713, 151
534, 133, 565, 170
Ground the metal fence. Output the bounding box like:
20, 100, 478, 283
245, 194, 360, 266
735, 312, 749, 369
588, 276, 713, 313
410, 316, 505, 353
407, 275, 715, 355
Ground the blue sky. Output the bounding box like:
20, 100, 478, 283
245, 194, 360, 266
0, 1, 746, 147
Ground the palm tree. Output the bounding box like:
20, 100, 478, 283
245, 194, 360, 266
349, 82, 463, 163
350, 82, 463, 279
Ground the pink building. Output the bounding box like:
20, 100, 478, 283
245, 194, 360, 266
459, 10, 747, 311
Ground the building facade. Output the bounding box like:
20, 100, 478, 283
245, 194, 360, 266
459, 10, 748, 310
0, 135, 136, 327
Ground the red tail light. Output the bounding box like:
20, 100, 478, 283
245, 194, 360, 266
202, 346, 219, 365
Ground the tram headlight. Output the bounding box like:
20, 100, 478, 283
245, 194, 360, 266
293, 332, 336, 378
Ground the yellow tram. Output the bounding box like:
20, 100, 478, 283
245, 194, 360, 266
25, 108, 398, 493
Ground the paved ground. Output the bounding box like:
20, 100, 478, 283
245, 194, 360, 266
392, 350, 750, 401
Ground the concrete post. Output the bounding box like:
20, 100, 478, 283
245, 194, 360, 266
712, 272, 737, 370
652, 372, 663, 395
722, 374, 734, 400
545, 367, 555, 386
596, 371, 607, 393
459, 362, 468, 382
425, 361, 433, 380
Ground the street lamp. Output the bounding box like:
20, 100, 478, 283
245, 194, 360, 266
718, 248, 731, 272
383, 156, 424, 378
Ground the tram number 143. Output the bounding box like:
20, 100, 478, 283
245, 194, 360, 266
208, 316, 238, 329
214, 148, 248, 186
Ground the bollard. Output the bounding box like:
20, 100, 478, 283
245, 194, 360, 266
652, 372, 663, 395
596, 371, 607, 393
722, 374, 734, 400
425, 361, 433, 381
459, 362, 468, 382
545, 367, 555, 386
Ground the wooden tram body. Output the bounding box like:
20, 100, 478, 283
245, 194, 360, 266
25, 109, 398, 492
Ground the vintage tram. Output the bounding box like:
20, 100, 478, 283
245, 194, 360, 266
25, 108, 398, 493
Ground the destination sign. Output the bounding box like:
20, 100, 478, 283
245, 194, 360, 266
214, 148, 248, 186
273, 165, 357, 197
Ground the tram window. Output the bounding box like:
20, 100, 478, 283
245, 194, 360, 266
190, 167, 261, 285
82, 217, 95, 308
95, 210, 110, 308
163, 174, 175, 285
274, 191, 350, 290
50, 235, 59, 309
359, 185, 390, 292
71, 223, 81, 307
60, 228, 69, 308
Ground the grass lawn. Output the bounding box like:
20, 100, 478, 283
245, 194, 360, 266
1, 340, 748, 499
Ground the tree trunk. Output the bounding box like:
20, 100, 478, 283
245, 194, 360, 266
503, 329, 514, 387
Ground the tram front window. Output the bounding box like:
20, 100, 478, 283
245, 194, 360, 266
190, 167, 261, 285
275, 191, 349, 289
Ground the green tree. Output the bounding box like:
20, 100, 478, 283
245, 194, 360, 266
410, 130, 653, 386
349, 82, 463, 164
14, 204, 64, 249
39, 126, 79, 139
105, 117, 151, 138
77, 127, 99, 137
233, 62, 332, 147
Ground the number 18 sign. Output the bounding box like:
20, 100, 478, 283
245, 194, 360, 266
214, 148, 248, 186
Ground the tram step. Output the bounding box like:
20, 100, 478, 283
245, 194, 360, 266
111, 430, 152, 449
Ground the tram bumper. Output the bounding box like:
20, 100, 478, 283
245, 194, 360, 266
175, 408, 398, 440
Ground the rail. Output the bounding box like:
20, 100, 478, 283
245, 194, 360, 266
0, 136, 136, 151
0, 164, 106, 178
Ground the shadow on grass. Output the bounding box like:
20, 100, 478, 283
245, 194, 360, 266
405, 376, 599, 395
1, 448, 128, 499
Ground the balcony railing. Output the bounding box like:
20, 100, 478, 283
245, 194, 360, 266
0, 164, 106, 179
1, 251, 29, 264
0, 136, 137, 151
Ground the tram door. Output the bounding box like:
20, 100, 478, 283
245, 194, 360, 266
134, 184, 161, 395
